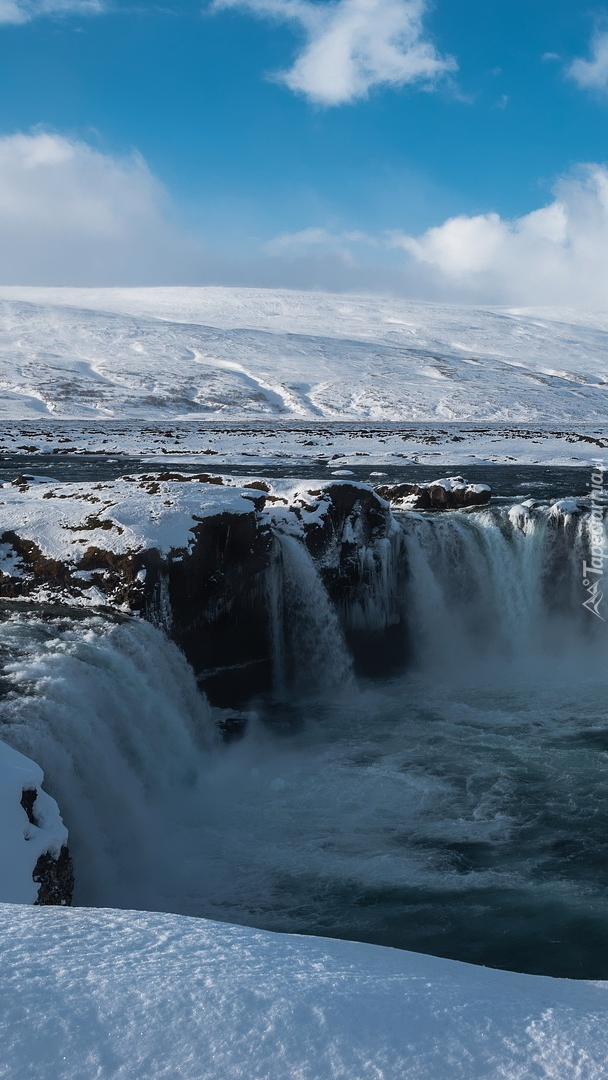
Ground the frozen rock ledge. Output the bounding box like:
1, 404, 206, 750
0, 739, 73, 906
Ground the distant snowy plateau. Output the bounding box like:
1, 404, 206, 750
0, 286, 606, 464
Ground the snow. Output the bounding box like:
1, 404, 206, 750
427, 476, 490, 496
0, 286, 604, 464
0, 474, 262, 565
3, 417, 605, 467
1, 285, 607, 1077
0, 287, 607, 433
0, 741, 67, 904
0, 904, 605, 1080
549, 499, 586, 517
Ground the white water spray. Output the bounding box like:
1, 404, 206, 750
399, 504, 606, 672
269, 532, 352, 694
1, 504, 607, 977
0, 613, 217, 910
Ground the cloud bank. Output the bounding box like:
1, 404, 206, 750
0, 0, 102, 24
0, 132, 203, 285
211, 0, 456, 105
391, 165, 608, 305
566, 30, 608, 92
4, 131, 608, 307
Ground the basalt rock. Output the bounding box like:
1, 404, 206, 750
0, 476, 417, 700
33, 846, 74, 906
142, 510, 274, 706
376, 476, 491, 510
294, 483, 409, 675
21, 787, 74, 906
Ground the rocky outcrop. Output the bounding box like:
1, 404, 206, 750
288, 483, 410, 675
19, 788, 74, 906
0, 741, 73, 906
375, 476, 491, 510
33, 846, 74, 906
142, 509, 274, 706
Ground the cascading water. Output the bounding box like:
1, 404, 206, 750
400, 503, 604, 671
0, 613, 217, 911
268, 532, 353, 695
1, 498, 607, 979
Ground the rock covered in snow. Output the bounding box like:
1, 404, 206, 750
376, 476, 491, 510
280, 482, 408, 673
0, 740, 73, 905
0, 474, 410, 699
549, 498, 586, 519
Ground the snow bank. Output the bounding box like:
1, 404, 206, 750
0, 741, 68, 904
0, 904, 606, 1080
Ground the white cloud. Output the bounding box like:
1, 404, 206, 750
390, 165, 608, 305
0, 130, 401, 291
211, 0, 456, 105
566, 30, 608, 92
0, 131, 204, 285
7, 133, 608, 306
264, 226, 374, 256
0, 0, 27, 21
0, 0, 103, 23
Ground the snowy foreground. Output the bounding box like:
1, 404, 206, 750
1, 904, 607, 1080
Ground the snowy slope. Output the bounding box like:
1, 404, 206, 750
1, 904, 607, 1080
0, 286, 607, 423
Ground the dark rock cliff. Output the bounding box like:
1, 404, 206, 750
0, 475, 492, 703
20, 788, 74, 906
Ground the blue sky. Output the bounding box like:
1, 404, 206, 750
0, 0, 608, 300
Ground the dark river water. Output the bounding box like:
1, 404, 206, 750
0, 453, 595, 502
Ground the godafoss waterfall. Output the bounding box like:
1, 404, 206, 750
1, 468, 607, 980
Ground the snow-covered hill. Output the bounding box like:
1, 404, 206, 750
0, 286, 607, 423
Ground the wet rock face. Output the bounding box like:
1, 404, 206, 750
294, 483, 410, 676
142, 511, 275, 707
297, 482, 394, 597
0, 475, 491, 701
151, 484, 407, 698
21, 788, 74, 907
33, 847, 74, 906
300, 483, 390, 554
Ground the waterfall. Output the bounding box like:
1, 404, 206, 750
399, 503, 606, 674
267, 502, 605, 685
338, 524, 408, 634
0, 612, 217, 910
0, 499, 606, 976
268, 533, 353, 695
